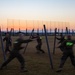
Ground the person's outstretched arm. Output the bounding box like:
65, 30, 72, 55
21, 39, 33, 43
56, 37, 61, 40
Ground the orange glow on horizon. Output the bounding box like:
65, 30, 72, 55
0, 19, 74, 31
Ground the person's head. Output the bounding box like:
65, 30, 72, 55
60, 33, 63, 37
19, 33, 24, 39
5, 33, 10, 37
36, 33, 40, 37
37, 33, 39, 36
67, 35, 71, 40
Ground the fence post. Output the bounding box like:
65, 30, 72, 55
43, 25, 53, 69
0, 27, 6, 61
53, 28, 57, 54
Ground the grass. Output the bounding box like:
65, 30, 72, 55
0, 36, 75, 75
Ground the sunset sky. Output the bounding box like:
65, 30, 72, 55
0, 0, 75, 31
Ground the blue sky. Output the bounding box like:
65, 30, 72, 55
0, 0, 75, 29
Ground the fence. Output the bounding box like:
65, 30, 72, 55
0, 19, 75, 35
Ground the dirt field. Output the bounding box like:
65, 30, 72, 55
0, 36, 75, 75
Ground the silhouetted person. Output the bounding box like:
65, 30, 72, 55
3, 33, 12, 54
0, 33, 33, 72
56, 33, 66, 51
32, 33, 45, 53
56, 35, 75, 72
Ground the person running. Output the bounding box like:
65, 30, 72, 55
0, 33, 33, 72
56, 33, 66, 51
3, 33, 12, 54
56, 35, 75, 72
32, 33, 45, 53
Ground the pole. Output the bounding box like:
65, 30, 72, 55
23, 29, 34, 54
26, 20, 27, 36
7, 19, 8, 33
43, 25, 53, 69
12, 19, 14, 36
66, 27, 68, 35
19, 20, 21, 33
0, 27, 6, 61
37, 20, 39, 34
53, 28, 57, 54
50, 21, 51, 35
